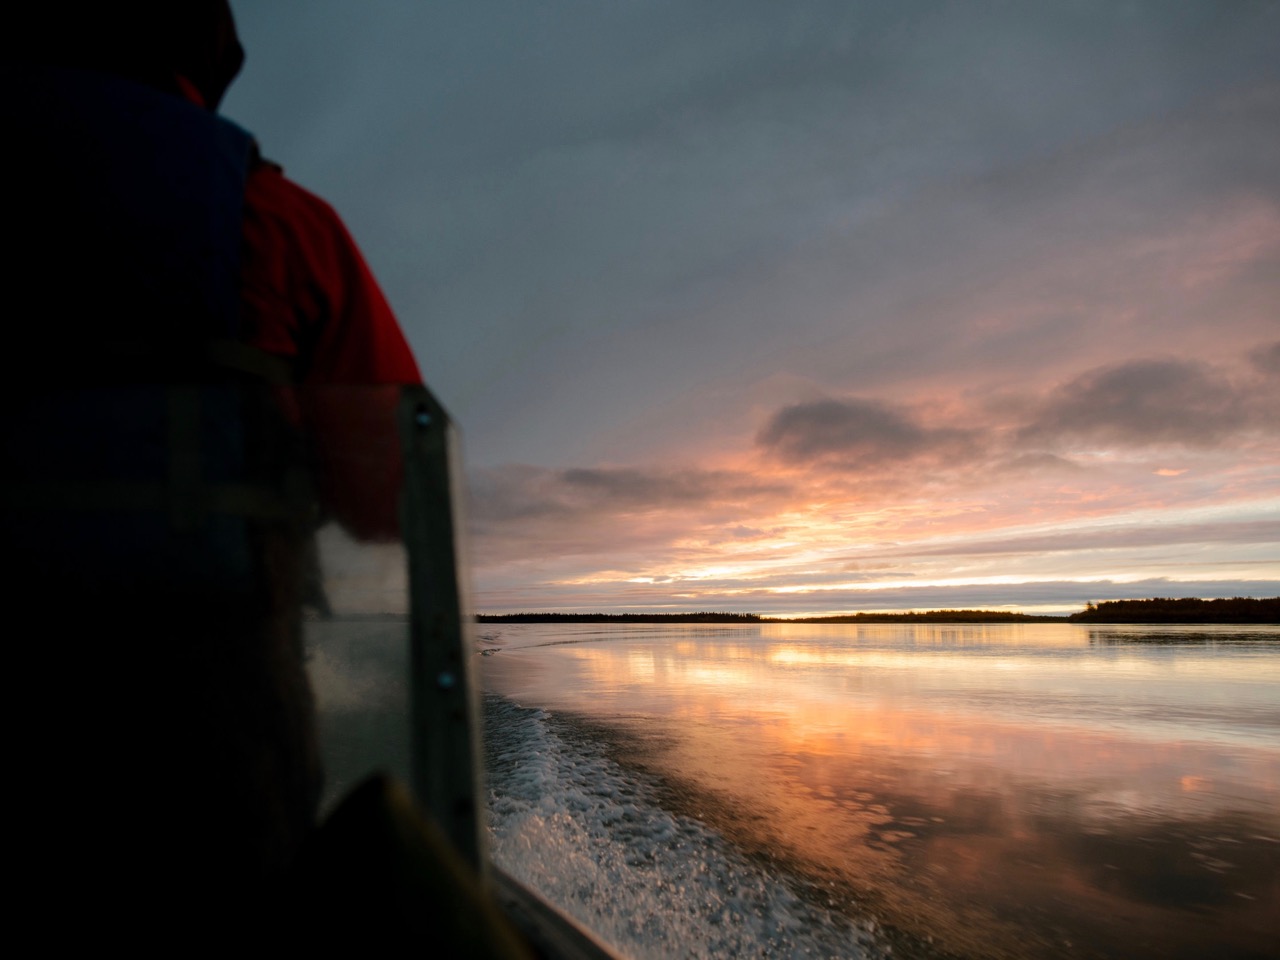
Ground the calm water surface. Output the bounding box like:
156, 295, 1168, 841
481, 622, 1280, 960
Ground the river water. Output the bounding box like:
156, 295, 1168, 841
479, 622, 1280, 960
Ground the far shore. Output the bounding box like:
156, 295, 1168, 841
476, 597, 1278, 626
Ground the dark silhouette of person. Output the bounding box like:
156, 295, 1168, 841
0, 1, 445, 939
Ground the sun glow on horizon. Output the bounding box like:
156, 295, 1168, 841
478, 489, 1278, 615
470, 338, 1280, 615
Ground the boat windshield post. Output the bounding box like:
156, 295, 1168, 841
399, 383, 487, 876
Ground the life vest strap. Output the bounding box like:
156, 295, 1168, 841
203, 340, 295, 385
63, 340, 295, 385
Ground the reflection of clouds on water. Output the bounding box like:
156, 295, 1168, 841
482, 622, 1280, 960
595, 699, 1280, 960
1088, 626, 1280, 645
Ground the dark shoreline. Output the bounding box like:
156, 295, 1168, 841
476, 597, 1279, 626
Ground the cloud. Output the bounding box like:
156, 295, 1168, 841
1018, 359, 1254, 449
467, 464, 573, 524
472, 464, 790, 522
755, 397, 976, 466
1250, 340, 1280, 376
996, 452, 1083, 474
869, 519, 1280, 560
558, 467, 786, 508
750, 346, 1278, 488
467, 462, 799, 568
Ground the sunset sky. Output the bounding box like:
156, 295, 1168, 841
226, 1, 1279, 616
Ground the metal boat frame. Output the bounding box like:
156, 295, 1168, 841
399, 384, 620, 960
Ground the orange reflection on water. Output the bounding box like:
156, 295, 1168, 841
483, 624, 1280, 959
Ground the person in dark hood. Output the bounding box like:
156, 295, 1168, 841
17, 1, 246, 108
3, 0, 426, 938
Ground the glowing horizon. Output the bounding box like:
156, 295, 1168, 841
466, 343, 1279, 616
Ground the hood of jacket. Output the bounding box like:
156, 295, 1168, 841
13, 1, 244, 110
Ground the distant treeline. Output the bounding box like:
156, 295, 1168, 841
1068, 597, 1278, 624
476, 611, 763, 623
476, 598, 1279, 625
475, 610, 1055, 624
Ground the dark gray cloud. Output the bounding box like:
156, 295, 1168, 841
470, 463, 791, 526
467, 464, 570, 524
559, 467, 786, 506
1020, 359, 1250, 449
756, 397, 974, 465
750, 346, 1278, 484
1250, 340, 1280, 376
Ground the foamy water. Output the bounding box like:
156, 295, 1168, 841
484, 693, 887, 960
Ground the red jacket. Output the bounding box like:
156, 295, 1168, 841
239, 153, 422, 539
240, 156, 421, 386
